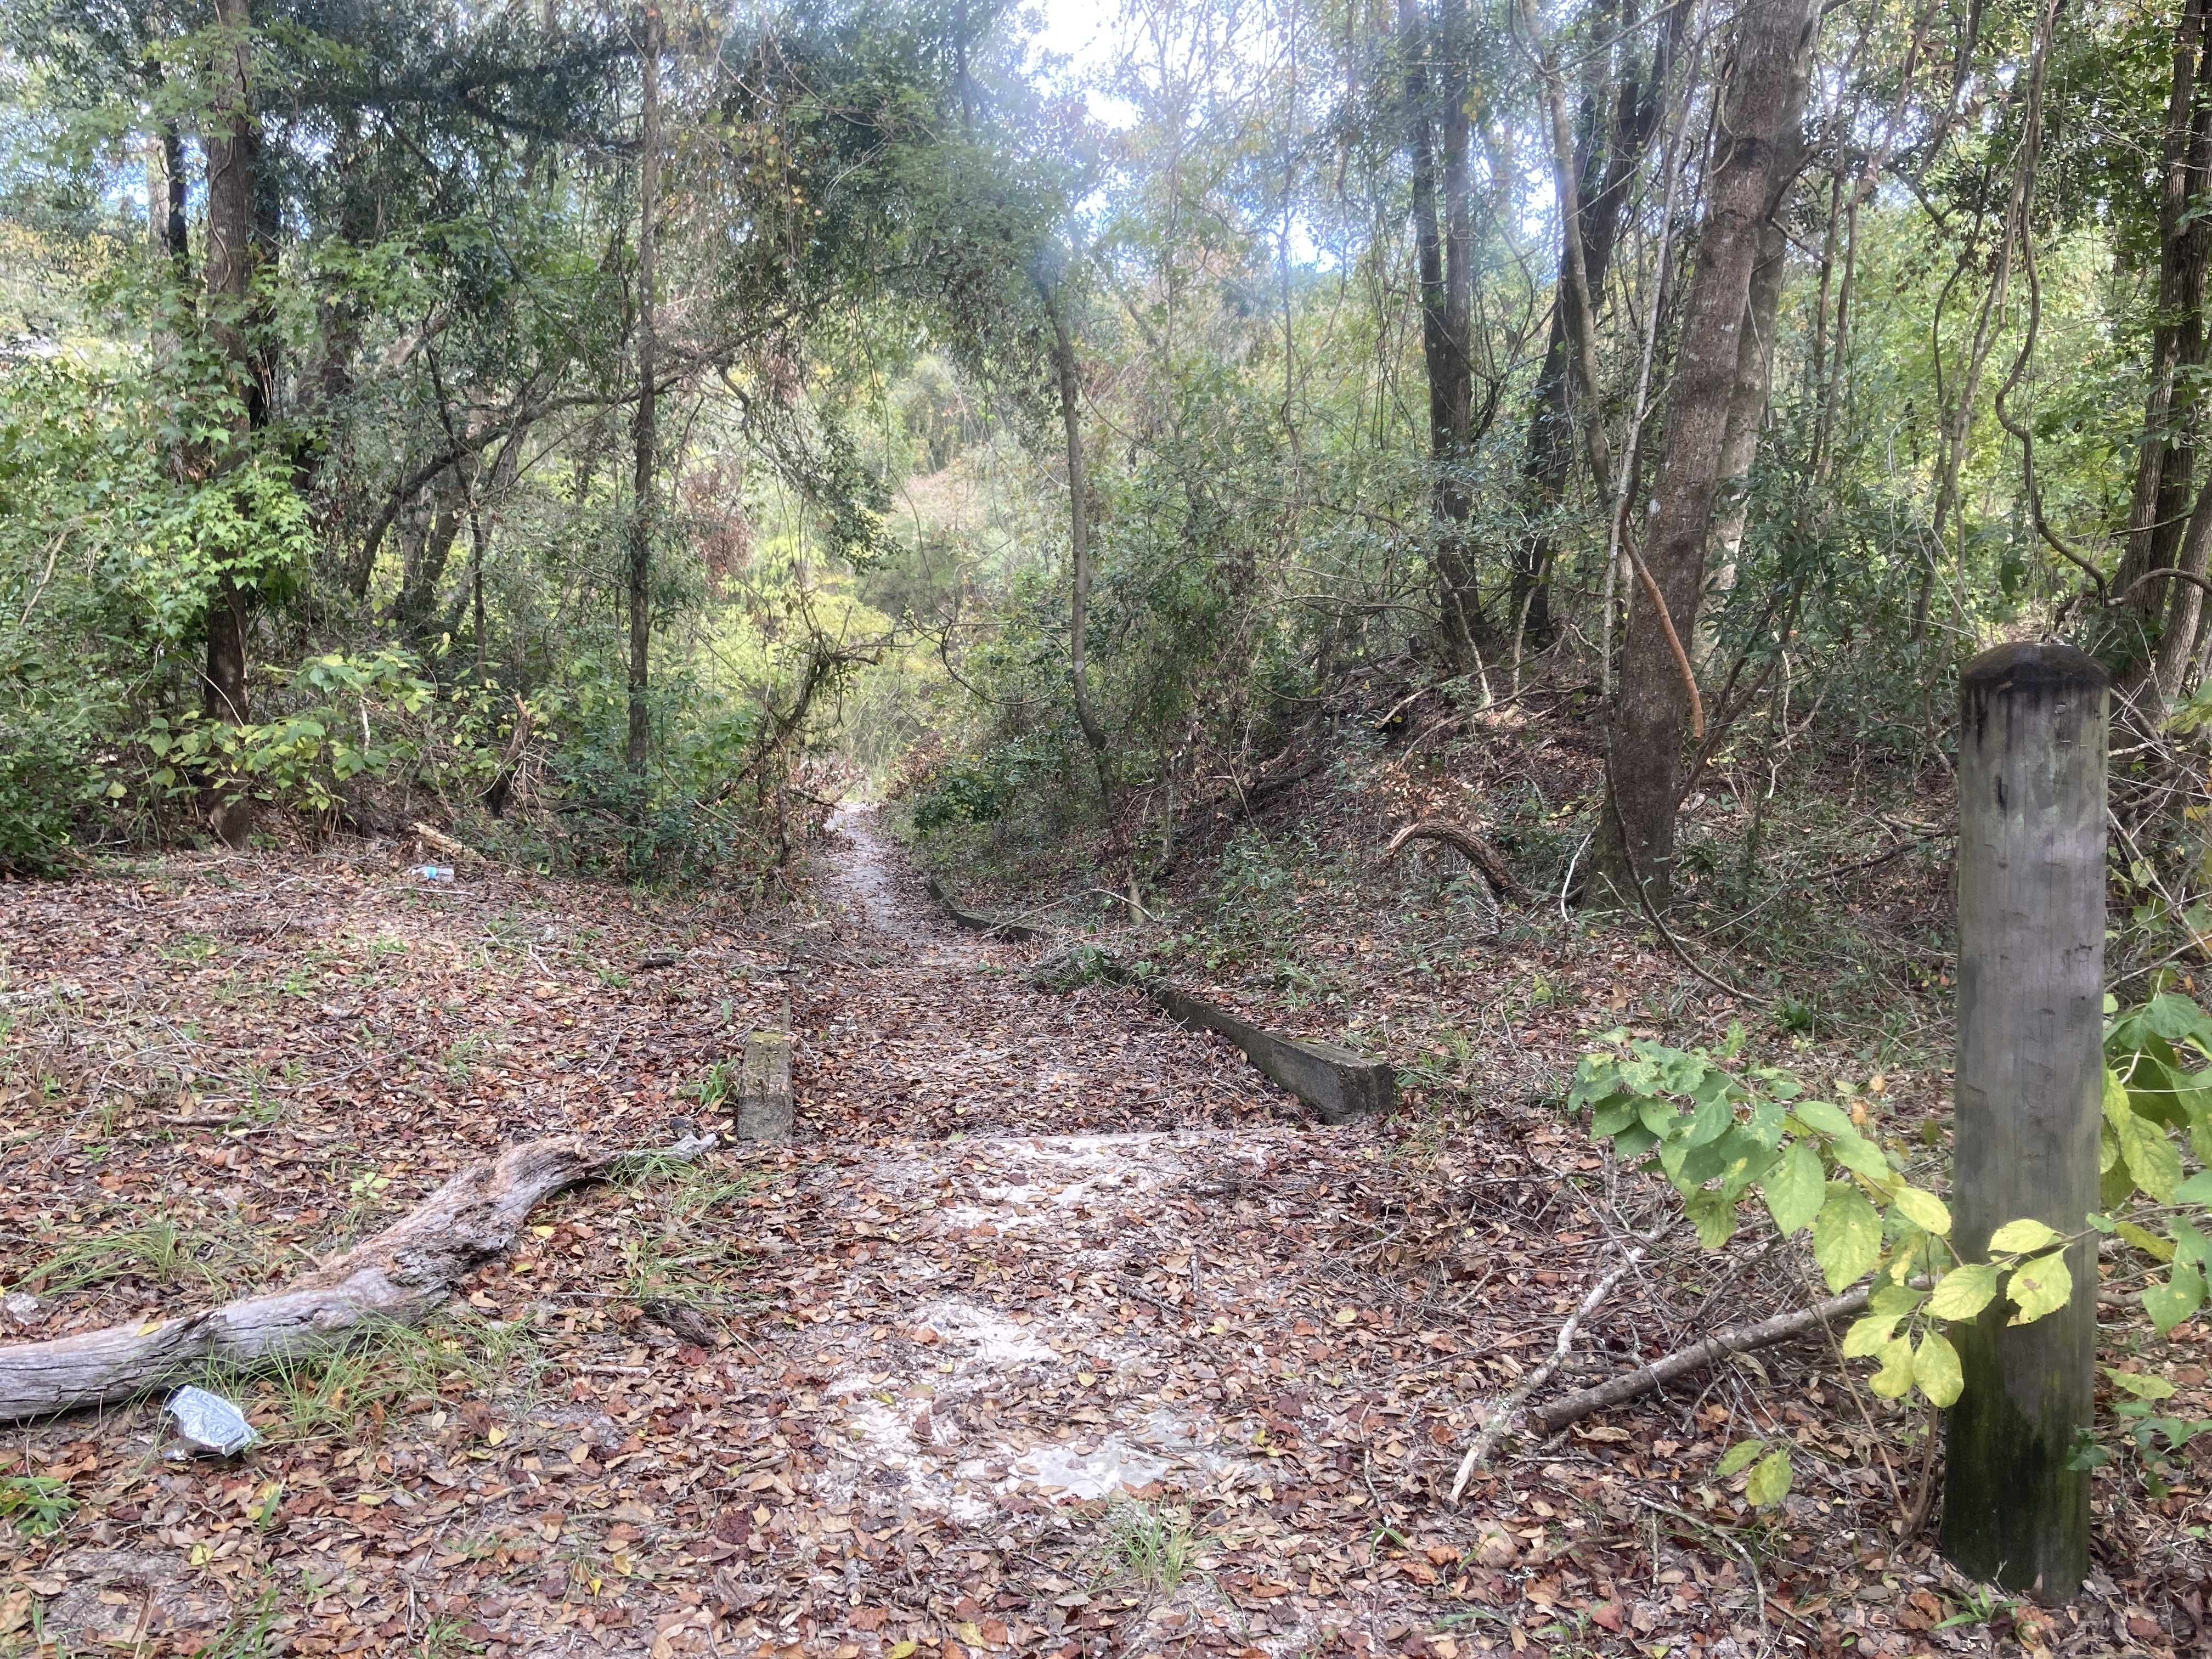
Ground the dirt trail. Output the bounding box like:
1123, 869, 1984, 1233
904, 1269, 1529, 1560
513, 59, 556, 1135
789, 809, 1277, 1142
0, 831, 1790, 1659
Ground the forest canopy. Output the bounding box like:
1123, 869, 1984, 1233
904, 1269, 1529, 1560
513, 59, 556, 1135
0, 0, 2198, 911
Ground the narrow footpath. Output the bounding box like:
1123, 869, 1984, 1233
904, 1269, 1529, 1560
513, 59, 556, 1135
0, 825, 1790, 1659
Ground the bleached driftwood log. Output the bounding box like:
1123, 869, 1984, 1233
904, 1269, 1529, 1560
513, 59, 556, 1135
0, 1134, 708, 1423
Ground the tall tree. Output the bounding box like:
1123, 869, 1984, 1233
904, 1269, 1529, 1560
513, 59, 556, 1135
1596, 0, 1816, 907
201, 0, 261, 845
1400, 0, 1481, 671
627, 2, 663, 772
1504, 0, 1680, 656
2115, 0, 2212, 685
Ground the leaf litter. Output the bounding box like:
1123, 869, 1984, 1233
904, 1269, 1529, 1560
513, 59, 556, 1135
0, 815, 2197, 1657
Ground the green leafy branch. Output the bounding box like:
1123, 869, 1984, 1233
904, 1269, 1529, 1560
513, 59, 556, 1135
1572, 995, 2212, 1504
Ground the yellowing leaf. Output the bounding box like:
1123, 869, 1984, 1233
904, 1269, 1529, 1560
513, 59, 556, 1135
2117, 1219, 2177, 1263
1745, 1449, 1792, 1508
2104, 1367, 2177, 1401
1841, 1312, 1903, 1359
1813, 1182, 1883, 1293
1891, 1186, 1951, 1237
2007, 1250, 2074, 1324
1927, 1262, 2000, 1321
1988, 1218, 2062, 1255
1869, 1334, 1916, 1397
1913, 1331, 1963, 1407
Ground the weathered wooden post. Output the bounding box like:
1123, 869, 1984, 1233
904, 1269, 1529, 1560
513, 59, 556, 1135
1944, 641, 2107, 1599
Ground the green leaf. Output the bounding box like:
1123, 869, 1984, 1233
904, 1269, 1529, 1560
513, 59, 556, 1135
2007, 1250, 2075, 1324
2106, 1368, 2178, 1401
2145, 1264, 2206, 1335
1745, 1449, 1792, 1508
1714, 1440, 1764, 1477
2107, 1073, 2184, 1203
1591, 1098, 1638, 1138
1827, 1129, 1897, 1186
2175, 1170, 2212, 1204
1812, 1182, 1883, 1293
1987, 1218, 2062, 1255
1891, 1186, 1951, 1236
1792, 1099, 1855, 1138
2175, 1218, 2210, 1271
1763, 1141, 1825, 1236
2117, 1220, 2177, 1263
1842, 1312, 1904, 1358
2103, 1154, 2140, 1209
1869, 1334, 1916, 1397
1684, 1189, 1738, 1251
1868, 1280, 1924, 1316
1686, 1091, 1735, 1146
1913, 1331, 1964, 1407
1927, 1262, 2001, 1320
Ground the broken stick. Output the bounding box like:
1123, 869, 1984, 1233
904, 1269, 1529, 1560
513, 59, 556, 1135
0, 1133, 711, 1423
1449, 1248, 1641, 1500
1526, 1282, 1875, 1437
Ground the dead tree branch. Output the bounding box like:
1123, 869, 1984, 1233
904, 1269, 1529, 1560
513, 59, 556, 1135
0, 1133, 711, 1423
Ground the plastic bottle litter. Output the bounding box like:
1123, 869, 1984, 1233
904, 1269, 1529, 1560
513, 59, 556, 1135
409, 865, 455, 882
166, 1385, 260, 1457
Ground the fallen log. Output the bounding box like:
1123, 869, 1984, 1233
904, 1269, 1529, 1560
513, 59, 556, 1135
1384, 818, 1517, 896
1527, 1282, 1874, 1437
923, 876, 1395, 1122
411, 821, 482, 864
0, 1133, 709, 1424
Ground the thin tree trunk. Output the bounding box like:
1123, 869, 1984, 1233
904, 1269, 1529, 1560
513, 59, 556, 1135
1401, 0, 1480, 668
1696, 116, 1808, 661
1596, 0, 1816, 909
202, 0, 259, 847
1047, 289, 1113, 806
626, 3, 663, 774
2116, 0, 2212, 668
1507, 0, 1679, 652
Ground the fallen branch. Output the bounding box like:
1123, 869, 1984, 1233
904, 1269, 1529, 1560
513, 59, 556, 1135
1527, 1282, 1874, 1437
1384, 819, 1518, 896
412, 821, 482, 864
1451, 1248, 1642, 1499
0, 1133, 711, 1423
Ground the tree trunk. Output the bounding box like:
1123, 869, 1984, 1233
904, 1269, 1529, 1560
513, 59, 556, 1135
1506, 1, 1679, 653
201, 0, 260, 848
626, 3, 663, 774
1595, 0, 1816, 908
1047, 289, 1113, 806
1401, 0, 1480, 668
1696, 115, 1807, 661
2115, 0, 2212, 672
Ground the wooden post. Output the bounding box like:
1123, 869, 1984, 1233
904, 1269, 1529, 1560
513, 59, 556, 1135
1943, 641, 2107, 1600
